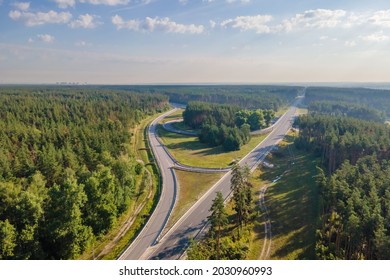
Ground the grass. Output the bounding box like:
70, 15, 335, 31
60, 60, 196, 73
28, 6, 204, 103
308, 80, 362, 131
134, 113, 162, 164
163, 170, 223, 235
246, 168, 266, 260
157, 127, 268, 168
160, 109, 184, 123
253, 132, 319, 259
296, 108, 308, 115
275, 106, 289, 117
171, 121, 197, 133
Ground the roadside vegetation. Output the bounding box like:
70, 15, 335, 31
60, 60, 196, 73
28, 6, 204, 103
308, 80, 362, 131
187, 164, 256, 260
186, 132, 320, 260
256, 133, 319, 259
82, 112, 163, 260
0, 87, 168, 260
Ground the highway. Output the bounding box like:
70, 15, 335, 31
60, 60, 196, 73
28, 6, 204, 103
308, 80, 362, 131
145, 96, 303, 260
120, 96, 303, 260
119, 108, 179, 260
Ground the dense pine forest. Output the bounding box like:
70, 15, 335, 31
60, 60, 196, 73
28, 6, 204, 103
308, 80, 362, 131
296, 114, 390, 259
305, 87, 390, 116
0, 86, 168, 259
308, 101, 385, 122
104, 85, 302, 111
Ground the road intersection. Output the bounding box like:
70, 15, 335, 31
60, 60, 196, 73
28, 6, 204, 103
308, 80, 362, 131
120, 96, 303, 260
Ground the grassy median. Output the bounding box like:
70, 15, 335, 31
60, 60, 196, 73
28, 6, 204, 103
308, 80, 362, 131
163, 170, 223, 235
157, 127, 268, 168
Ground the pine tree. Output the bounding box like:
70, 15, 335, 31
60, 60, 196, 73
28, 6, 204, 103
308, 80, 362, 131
208, 192, 228, 259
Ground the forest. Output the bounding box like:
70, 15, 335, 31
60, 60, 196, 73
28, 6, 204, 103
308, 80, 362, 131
0, 86, 168, 259
308, 100, 385, 123
295, 114, 390, 259
183, 101, 275, 151
105, 85, 301, 111
305, 87, 390, 116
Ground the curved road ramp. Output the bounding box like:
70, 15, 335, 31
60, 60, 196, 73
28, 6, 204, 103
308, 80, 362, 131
119, 96, 303, 260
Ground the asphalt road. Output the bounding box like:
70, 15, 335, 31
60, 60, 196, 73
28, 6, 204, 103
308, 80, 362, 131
120, 96, 303, 260
145, 96, 304, 260
119, 108, 179, 260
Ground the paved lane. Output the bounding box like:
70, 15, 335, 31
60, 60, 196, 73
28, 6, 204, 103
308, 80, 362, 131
119, 109, 179, 260
146, 96, 303, 260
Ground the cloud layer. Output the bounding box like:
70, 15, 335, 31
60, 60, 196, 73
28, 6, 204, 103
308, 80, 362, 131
112, 15, 205, 34
9, 10, 72, 26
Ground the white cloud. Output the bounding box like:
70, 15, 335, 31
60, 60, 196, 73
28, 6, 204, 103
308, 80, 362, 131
75, 41, 91, 47
368, 10, 390, 28
9, 10, 72, 26
112, 15, 204, 34
37, 34, 55, 43
79, 0, 130, 5
226, 0, 251, 3
282, 9, 347, 31
12, 2, 30, 11
52, 0, 76, 9
69, 14, 100, 29
209, 20, 216, 28
361, 31, 389, 42
221, 15, 273, 34
345, 40, 356, 47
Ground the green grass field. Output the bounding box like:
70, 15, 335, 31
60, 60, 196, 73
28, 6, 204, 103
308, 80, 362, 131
259, 133, 319, 259
158, 127, 268, 168
244, 132, 319, 259
163, 170, 223, 234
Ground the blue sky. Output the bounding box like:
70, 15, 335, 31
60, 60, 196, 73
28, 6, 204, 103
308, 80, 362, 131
1, 0, 390, 84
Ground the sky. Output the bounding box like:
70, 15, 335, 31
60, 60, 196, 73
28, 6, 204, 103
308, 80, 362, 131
1, 0, 390, 84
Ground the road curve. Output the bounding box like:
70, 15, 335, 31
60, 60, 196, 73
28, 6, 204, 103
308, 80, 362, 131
145, 96, 303, 260
119, 108, 179, 260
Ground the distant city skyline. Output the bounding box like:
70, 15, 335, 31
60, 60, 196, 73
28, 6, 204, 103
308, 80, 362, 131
1, 0, 390, 84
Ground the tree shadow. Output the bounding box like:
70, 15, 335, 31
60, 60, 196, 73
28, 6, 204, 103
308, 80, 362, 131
256, 141, 318, 260
150, 222, 206, 260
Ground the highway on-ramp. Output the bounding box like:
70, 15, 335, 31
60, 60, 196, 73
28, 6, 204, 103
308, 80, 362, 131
119, 108, 179, 260
120, 96, 303, 260
146, 96, 303, 260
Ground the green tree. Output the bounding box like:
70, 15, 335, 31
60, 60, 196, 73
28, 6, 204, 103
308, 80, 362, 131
84, 165, 118, 235
248, 110, 264, 131
44, 169, 94, 259
230, 164, 252, 237
263, 109, 275, 126
208, 192, 228, 259
0, 220, 16, 259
